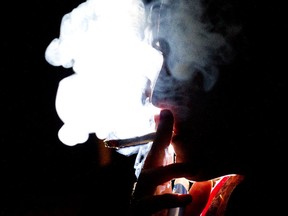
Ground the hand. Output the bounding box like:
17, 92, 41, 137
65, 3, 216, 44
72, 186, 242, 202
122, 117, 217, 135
128, 110, 212, 216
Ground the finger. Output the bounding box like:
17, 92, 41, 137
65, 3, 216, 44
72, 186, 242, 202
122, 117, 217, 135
138, 163, 198, 189
134, 163, 198, 198
144, 109, 174, 169
184, 180, 212, 216
129, 194, 192, 216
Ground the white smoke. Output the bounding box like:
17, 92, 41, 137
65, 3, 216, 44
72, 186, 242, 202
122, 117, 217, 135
45, 0, 240, 173
45, 0, 163, 146
147, 0, 238, 91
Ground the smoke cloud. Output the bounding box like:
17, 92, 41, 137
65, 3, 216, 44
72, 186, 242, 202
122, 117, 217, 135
148, 0, 238, 91
45, 0, 240, 154
45, 0, 163, 146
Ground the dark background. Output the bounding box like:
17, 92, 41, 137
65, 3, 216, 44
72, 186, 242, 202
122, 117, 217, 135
1, 0, 287, 216
1, 1, 136, 215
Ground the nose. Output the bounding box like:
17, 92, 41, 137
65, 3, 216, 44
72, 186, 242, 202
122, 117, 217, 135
152, 38, 170, 59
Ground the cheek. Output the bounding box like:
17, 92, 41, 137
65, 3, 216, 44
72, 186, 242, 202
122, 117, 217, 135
172, 139, 195, 163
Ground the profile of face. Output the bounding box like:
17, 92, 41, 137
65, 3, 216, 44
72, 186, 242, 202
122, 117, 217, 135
145, 0, 255, 179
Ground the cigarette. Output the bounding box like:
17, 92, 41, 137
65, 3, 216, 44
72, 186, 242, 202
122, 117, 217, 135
103, 132, 156, 149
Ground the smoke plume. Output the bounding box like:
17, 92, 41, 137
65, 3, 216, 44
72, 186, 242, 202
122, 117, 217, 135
45, 0, 163, 146
45, 0, 240, 160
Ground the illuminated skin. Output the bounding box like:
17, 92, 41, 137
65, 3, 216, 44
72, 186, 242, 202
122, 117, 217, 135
152, 67, 248, 181
42, 0, 283, 215
129, 109, 213, 216
128, 0, 257, 214
44, 0, 282, 215
128, 106, 247, 216
127, 52, 249, 215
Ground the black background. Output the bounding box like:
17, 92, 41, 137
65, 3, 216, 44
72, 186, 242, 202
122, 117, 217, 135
2, 1, 136, 215
1, 0, 287, 215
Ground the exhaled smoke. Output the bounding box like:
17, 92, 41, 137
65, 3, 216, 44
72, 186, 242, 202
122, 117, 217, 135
45, 0, 163, 146
45, 0, 240, 153
147, 0, 239, 91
